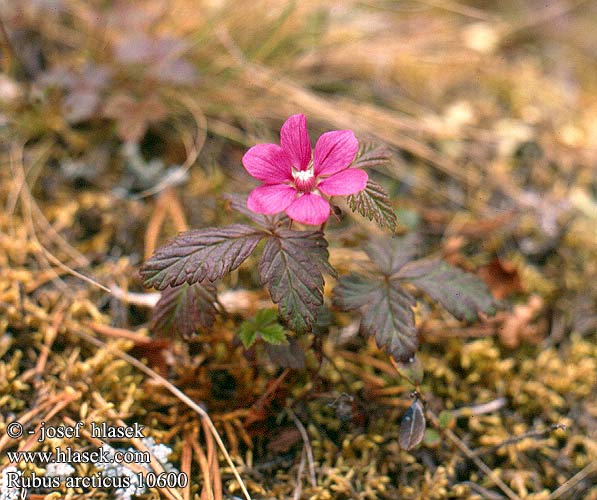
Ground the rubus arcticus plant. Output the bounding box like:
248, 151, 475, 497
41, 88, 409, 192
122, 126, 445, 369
141, 114, 497, 447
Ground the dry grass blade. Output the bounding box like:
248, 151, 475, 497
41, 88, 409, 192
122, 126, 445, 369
292, 447, 307, 500
145, 187, 189, 260
190, 429, 213, 500
181, 431, 193, 500
202, 417, 223, 500
288, 409, 316, 488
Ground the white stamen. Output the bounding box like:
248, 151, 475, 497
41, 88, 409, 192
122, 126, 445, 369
293, 169, 314, 182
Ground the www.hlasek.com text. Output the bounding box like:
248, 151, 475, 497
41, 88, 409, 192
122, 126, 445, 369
7, 445, 150, 465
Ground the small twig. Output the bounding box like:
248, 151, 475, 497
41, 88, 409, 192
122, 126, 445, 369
288, 409, 316, 488
86, 321, 153, 344
450, 397, 507, 418
109, 285, 161, 307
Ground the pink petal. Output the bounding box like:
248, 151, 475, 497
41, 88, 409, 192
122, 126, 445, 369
313, 130, 358, 176
247, 184, 297, 214
317, 168, 368, 196
286, 193, 330, 225
280, 114, 312, 171
242, 144, 292, 184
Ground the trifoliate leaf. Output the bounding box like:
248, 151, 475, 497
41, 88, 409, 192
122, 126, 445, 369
333, 273, 418, 361
347, 179, 397, 232
140, 224, 266, 289
238, 309, 287, 348
259, 324, 287, 345
365, 234, 419, 275
351, 143, 393, 170
399, 398, 426, 450
395, 258, 497, 322
259, 230, 335, 333
151, 281, 218, 339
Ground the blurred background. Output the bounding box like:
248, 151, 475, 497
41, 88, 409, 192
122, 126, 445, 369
1, 0, 596, 499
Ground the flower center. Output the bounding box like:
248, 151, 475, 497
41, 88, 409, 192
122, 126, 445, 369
292, 168, 315, 192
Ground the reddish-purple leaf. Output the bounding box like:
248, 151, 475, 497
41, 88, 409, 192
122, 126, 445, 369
395, 259, 497, 322
351, 143, 393, 170
347, 179, 397, 232
141, 224, 266, 289
333, 273, 418, 361
259, 230, 335, 333
151, 281, 218, 339
365, 234, 420, 276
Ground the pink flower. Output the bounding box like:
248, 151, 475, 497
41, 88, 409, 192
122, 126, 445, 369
242, 114, 368, 225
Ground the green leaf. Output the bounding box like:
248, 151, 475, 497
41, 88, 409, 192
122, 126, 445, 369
351, 143, 393, 170
259, 324, 287, 344
259, 230, 335, 333
395, 259, 497, 322
333, 273, 418, 361
151, 281, 218, 339
347, 179, 398, 232
238, 325, 257, 349
140, 224, 265, 289
238, 309, 287, 348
